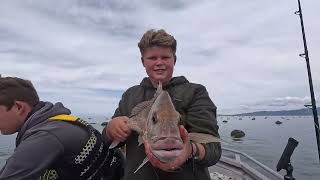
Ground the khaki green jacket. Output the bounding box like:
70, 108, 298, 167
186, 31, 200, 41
113, 76, 221, 180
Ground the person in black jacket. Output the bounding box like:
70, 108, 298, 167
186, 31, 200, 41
104, 29, 221, 180
0, 76, 123, 180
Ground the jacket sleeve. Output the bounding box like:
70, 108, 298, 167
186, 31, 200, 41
0, 131, 64, 180
184, 84, 221, 167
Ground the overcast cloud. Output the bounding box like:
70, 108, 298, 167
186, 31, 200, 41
1, 0, 319, 115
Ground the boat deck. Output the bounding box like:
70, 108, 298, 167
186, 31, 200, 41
209, 148, 283, 180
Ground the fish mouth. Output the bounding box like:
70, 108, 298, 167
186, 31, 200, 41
151, 137, 183, 150
152, 149, 183, 163
150, 137, 184, 162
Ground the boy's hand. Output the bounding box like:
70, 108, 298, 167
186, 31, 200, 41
105, 116, 131, 142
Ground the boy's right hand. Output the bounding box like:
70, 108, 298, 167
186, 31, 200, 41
105, 116, 131, 142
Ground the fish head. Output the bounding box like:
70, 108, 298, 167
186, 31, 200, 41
131, 82, 221, 173
145, 84, 184, 162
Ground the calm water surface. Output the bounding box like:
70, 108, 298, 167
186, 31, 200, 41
1, 116, 319, 179
218, 116, 320, 180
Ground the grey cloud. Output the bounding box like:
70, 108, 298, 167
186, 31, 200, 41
146, 0, 206, 11
1, 0, 320, 115
193, 48, 220, 58
251, 96, 311, 110
38, 88, 121, 115
22, 0, 141, 38
77, 0, 138, 12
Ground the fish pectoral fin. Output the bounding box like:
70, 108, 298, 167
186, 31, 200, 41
188, 132, 221, 144
109, 141, 120, 149
134, 157, 149, 173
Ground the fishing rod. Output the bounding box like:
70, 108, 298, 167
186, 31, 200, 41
294, 0, 320, 161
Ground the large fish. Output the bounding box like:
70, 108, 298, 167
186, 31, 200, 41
111, 82, 220, 172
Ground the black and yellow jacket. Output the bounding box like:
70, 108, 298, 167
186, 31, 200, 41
0, 102, 120, 180
111, 76, 221, 180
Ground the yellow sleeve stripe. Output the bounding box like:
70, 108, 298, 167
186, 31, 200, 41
48, 114, 79, 122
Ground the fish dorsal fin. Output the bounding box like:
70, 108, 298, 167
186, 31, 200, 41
130, 100, 153, 117
154, 81, 163, 98
188, 132, 221, 143
130, 81, 163, 118
128, 101, 152, 134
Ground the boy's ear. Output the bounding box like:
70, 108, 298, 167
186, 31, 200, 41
15, 101, 23, 111
14, 101, 30, 116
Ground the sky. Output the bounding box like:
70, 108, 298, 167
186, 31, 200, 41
0, 0, 319, 116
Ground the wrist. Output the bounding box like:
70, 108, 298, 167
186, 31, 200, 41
189, 142, 199, 159
192, 142, 200, 160
189, 142, 194, 159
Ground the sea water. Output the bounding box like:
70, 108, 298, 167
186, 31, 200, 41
218, 115, 320, 180
1, 116, 319, 179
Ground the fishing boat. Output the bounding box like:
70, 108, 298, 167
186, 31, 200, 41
209, 148, 283, 180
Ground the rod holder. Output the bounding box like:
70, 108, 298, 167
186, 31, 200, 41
276, 138, 299, 180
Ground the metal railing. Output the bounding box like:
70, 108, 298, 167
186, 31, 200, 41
222, 147, 283, 179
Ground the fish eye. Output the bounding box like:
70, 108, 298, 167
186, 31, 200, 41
152, 116, 156, 123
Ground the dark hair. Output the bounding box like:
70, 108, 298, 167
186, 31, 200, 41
138, 29, 177, 56
0, 77, 39, 110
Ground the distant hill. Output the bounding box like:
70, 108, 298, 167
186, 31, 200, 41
231, 107, 320, 116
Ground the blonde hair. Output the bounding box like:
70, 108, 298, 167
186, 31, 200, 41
138, 29, 177, 56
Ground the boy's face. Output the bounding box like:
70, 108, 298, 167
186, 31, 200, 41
142, 46, 175, 86
0, 104, 25, 135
